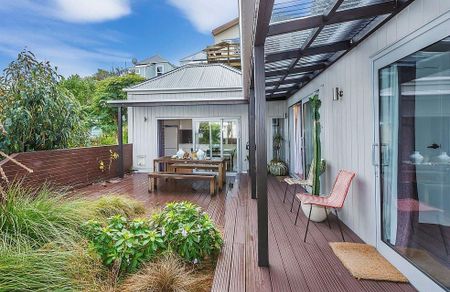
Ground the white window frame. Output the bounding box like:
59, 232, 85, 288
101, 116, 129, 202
156, 65, 164, 76
372, 10, 450, 292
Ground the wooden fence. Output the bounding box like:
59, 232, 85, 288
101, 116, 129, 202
0, 144, 132, 189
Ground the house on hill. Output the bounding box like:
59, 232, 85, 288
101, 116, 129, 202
131, 55, 177, 79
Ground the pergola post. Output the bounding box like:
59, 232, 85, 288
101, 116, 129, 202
248, 88, 257, 199
254, 45, 268, 267
117, 106, 124, 178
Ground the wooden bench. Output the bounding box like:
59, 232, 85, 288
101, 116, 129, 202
148, 172, 217, 196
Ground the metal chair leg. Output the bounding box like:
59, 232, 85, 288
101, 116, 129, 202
303, 205, 312, 242
324, 207, 331, 229
283, 183, 289, 203
334, 208, 345, 242
295, 201, 302, 225
290, 184, 298, 212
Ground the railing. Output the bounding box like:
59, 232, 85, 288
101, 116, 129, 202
205, 41, 241, 69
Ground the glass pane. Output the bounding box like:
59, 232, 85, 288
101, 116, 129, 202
379, 36, 450, 289
222, 120, 238, 172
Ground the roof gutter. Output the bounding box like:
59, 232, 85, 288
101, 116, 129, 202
106, 98, 248, 107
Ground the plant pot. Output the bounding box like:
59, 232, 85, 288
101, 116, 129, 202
268, 160, 288, 176
301, 202, 329, 223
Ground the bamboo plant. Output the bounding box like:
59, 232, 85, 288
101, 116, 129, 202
310, 94, 321, 196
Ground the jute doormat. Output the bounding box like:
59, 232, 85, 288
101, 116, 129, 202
329, 242, 408, 283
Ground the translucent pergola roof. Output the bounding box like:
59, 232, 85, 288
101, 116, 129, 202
263, 0, 412, 100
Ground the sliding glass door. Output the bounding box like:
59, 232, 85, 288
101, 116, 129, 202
193, 119, 240, 172
378, 36, 450, 289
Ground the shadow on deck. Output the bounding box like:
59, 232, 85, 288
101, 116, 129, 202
211, 174, 416, 292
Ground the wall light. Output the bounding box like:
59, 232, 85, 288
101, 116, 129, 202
333, 87, 343, 101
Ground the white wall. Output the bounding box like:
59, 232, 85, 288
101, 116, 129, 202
288, 0, 450, 246
129, 100, 286, 172
214, 23, 240, 43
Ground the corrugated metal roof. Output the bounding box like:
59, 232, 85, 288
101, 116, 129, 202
126, 63, 242, 91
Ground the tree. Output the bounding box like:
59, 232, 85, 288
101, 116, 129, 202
92, 74, 144, 132
60, 74, 96, 106
0, 50, 88, 154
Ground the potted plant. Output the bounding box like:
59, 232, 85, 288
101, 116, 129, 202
300, 95, 328, 222
268, 132, 288, 176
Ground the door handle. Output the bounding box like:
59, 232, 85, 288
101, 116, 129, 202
372, 143, 379, 166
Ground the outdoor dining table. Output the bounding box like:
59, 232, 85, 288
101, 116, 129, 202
153, 156, 226, 190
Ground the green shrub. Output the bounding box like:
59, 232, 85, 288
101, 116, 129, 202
151, 202, 223, 263
84, 215, 165, 273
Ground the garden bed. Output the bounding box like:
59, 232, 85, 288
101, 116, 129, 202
0, 183, 223, 291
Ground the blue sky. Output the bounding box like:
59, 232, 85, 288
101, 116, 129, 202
0, 0, 238, 76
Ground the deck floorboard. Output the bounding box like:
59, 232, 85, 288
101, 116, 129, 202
212, 175, 417, 292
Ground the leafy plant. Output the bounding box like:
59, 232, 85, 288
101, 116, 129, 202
151, 202, 223, 263
310, 94, 322, 196
0, 50, 88, 154
84, 215, 165, 273
273, 132, 284, 162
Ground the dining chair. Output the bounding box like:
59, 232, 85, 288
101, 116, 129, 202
294, 170, 356, 242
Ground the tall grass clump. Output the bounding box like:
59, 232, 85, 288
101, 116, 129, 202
0, 183, 146, 247
89, 195, 146, 219
0, 242, 110, 292
0, 182, 93, 246
121, 254, 212, 292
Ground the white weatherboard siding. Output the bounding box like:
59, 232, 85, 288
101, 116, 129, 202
130, 101, 286, 172
288, 0, 450, 247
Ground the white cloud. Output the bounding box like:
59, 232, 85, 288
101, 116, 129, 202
0, 27, 131, 76
52, 0, 131, 23
167, 0, 238, 34
0, 0, 131, 23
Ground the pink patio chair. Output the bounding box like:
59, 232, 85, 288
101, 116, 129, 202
294, 170, 356, 242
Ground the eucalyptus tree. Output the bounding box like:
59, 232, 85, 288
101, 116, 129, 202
0, 50, 88, 154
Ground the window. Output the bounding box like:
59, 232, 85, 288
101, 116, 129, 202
156, 65, 164, 76
379, 36, 450, 289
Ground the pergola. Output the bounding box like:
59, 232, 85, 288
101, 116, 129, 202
242, 0, 415, 267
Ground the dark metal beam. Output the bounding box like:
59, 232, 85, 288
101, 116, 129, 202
248, 88, 257, 200
117, 107, 124, 178
267, 1, 396, 36
266, 40, 350, 63
265, 63, 325, 77
266, 76, 310, 87
266, 85, 299, 95
266, 95, 288, 101
255, 0, 275, 46
254, 45, 268, 267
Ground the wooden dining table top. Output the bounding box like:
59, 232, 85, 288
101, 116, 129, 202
153, 156, 226, 164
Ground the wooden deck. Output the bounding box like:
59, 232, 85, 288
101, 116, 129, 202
76, 172, 233, 226
76, 173, 416, 292
211, 175, 416, 292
